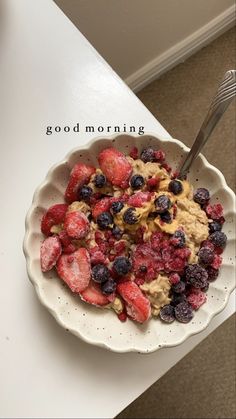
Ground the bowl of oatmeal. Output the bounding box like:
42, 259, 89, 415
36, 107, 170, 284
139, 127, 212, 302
23, 134, 236, 353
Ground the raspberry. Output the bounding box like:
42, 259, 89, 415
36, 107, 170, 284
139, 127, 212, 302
205, 203, 224, 220
160, 305, 175, 323
201, 240, 215, 251
193, 188, 210, 205
209, 231, 227, 248
211, 254, 222, 269
154, 149, 166, 162
118, 311, 127, 322
174, 302, 194, 323
129, 146, 138, 160
134, 277, 145, 286
89, 246, 107, 265
147, 177, 160, 190
161, 162, 172, 173
169, 273, 181, 285
185, 264, 208, 288
207, 267, 219, 282
150, 231, 165, 251
114, 240, 126, 255
187, 288, 207, 310
198, 247, 215, 265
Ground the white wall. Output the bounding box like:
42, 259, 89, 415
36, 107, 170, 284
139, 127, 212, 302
54, 0, 235, 88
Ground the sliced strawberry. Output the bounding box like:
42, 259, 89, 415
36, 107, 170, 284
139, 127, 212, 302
40, 236, 62, 272
117, 281, 151, 323
64, 210, 89, 239
80, 281, 109, 306
92, 197, 112, 219
127, 191, 151, 208
41, 204, 68, 236
65, 163, 95, 204
98, 147, 132, 189
56, 248, 91, 293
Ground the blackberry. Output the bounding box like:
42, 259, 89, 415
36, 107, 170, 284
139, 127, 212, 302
97, 212, 113, 229
209, 231, 227, 248
198, 247, 214, 265
130, 174, 145, 190
172, 281, 186, 294
172, 230, 186, 247
101, 279, 116, 295
79, 185, 93, 200
202, 282, 209, 292
185, 264, 208, 288
160, 305, 175, 323
93, 173, 106, 188
174, 302, 194, 323
168, 180, 183, 195
92, 264, 110, 283
111, 225, 123, 239
140, 147, 155, 163
154, 195, 171, 213
209, 221, 222, 234
171, 293, 187, 307
111, 201, 124, 213
113, 256, 132, 275
193, 188, 210, 205
207, 266, 219, 282
123, 207, 138, 224
160, 211, 172, 224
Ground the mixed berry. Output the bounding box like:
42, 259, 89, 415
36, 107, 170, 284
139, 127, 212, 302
40, 145, 227, 325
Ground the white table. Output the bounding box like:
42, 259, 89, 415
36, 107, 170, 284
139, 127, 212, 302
0, 1, 235, 418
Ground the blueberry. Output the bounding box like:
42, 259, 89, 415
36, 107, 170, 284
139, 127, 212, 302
79, 185, 93, 200
209, 231, 227, 248
101, 279, 117, 295
113, 256, 132, 275
172, 281, 186, 294
209, 221, 222, 234
193, 188, 210, 205
207, 267, 219, 282
168, 180, 183, 195
123, 207, 138, 224
198, 247, 214, 265
185, 264, 208, 288
140, 147, 155, 163
154, 195, 171, 213
111, 201, 124, 213
172, 230, 186, 247
93, 173, 106, 188
174, 302, 194, 323
171, 293, 187, 307
112, 225, 123, 239
92, 264, 110, 283
160, 211, 172, 224
130, 174, 145, 190
97, 212, 113, 229
160, 305, 175, 323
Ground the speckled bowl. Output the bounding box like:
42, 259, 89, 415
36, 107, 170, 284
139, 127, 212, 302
23, 134, 236, 353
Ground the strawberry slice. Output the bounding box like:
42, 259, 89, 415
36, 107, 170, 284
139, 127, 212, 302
64, 210, 89, 239
117, 281, 151, 323
80, 281, 109, 306
41, 204, 68, 236
98, 147, 132, 189
56, 248, 91, 293
92, 197, 112, 219
65, 163, 95, 204
40, 236, 62, 272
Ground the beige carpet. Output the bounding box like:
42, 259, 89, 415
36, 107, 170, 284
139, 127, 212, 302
117, 27, 236, 419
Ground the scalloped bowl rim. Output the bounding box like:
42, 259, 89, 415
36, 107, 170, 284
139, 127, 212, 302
23, 133, 236, 353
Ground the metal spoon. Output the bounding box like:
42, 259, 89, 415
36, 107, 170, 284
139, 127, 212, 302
179, 70, 236, 179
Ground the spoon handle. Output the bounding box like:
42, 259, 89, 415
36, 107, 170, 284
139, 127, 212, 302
179, 70, 236, 179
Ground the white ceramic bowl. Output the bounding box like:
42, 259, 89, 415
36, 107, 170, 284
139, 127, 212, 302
23, 134, 236, 353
